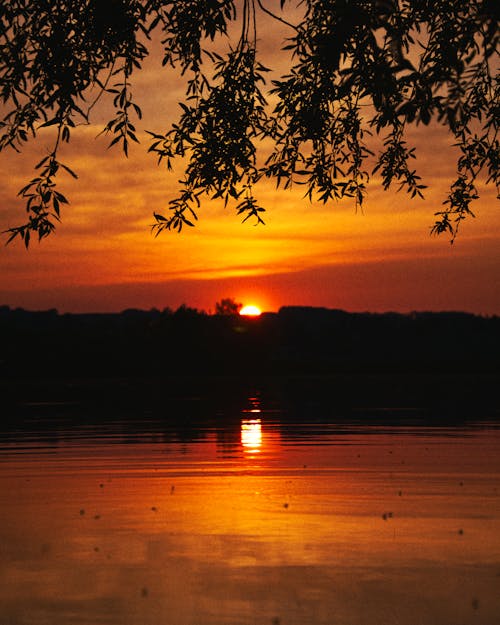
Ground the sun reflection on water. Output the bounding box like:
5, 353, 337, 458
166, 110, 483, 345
241, 418, 262, 453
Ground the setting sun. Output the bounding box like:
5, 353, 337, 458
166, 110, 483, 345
240, 305, 262, 317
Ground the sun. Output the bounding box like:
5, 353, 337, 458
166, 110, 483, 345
240, 304, 262, 317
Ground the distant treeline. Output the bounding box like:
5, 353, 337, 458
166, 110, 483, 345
1, 304, 499, 379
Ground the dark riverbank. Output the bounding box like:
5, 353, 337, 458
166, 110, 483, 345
2, 370, 499, 430
2, 305, 499, 376
2, 305, 499, 427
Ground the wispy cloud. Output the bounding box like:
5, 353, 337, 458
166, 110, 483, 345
1, 19, 498, 315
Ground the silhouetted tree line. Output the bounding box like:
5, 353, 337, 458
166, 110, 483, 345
1, 304, 499, 380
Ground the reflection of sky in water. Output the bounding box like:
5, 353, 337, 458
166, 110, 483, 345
1, 403, 500, 625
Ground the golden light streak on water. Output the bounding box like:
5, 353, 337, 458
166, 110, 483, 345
241, 418, 262, 453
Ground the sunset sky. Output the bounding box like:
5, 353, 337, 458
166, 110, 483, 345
1, 9, 499, 315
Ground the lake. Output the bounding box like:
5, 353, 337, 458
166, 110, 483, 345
1, 386, 500, 625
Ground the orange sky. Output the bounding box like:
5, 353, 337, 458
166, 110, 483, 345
1, 13, 499, 315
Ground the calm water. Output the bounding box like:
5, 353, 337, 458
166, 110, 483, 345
1, 394, 500, 625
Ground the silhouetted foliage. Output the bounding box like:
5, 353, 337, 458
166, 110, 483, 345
173, 303, 206, 318
1, 1, 498, 245
215, 297, 242, 315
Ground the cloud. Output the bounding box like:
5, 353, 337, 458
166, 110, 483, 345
2, 245, 499, 316
0, 13, 498, 315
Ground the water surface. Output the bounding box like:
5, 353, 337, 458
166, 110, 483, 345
1, 397, 499, 625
